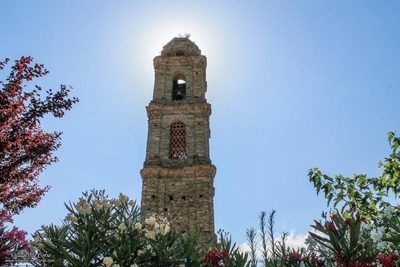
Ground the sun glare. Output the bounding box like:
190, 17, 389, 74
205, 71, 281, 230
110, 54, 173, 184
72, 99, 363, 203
122, 6, 231, 101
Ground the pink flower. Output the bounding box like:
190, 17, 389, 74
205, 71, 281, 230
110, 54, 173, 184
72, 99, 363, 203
287, 252, 301, 262
377, 253, 399, 267
0, 209, 30, 262
204, 248, 229, 267
326, 221, 337, 232
334, 253, 343, 266
311, 256, 325, 266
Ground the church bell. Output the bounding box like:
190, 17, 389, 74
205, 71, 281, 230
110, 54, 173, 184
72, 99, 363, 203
174, 83, 185, 100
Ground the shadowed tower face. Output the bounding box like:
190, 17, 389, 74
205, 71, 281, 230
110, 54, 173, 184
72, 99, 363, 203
140, 37, 216, 242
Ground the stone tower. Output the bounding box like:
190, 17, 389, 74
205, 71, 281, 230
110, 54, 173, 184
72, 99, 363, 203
141, 37, 216, 242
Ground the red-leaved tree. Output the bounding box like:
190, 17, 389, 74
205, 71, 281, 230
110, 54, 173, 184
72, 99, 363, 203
0, 56, 78, 214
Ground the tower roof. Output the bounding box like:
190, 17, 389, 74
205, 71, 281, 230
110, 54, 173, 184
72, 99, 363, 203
161, 37, 201, 56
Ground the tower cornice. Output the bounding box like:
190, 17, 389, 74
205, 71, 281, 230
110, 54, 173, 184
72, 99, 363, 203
154, 55, 207, 69
146, 102, 211, 119
141, 164, 216, 179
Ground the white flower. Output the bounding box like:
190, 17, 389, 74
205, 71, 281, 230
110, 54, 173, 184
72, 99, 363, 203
76, 199, 91, 215
370, 226, 385, 243
383, 205, 395, 218
145, 216, 156, 226
104, 201, 110, 209
130, 264, 139, 267
377, 241, 391, 250
134, 222, 142, 230
113, 199, 122, 207
119, 193, 128, 203
82, 202, 91, 214
113, 264, 120, 267
95, 200, 104, 211
66, 214, 77, 223
31, 237, 45, 249
385, 231, 393, 238
118, 223, 127, 232
366, 221, 375, 230
145, 230, 156, 240
103, 257, 113, 266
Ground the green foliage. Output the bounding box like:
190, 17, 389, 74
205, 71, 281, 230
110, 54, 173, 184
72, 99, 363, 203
259, 211, 269, 265
246, 210, 322, 267
307, 132, 400, 266
207, 230, 250, 267
309, 131, 400, 218
26, 132, 400, 266
246, 227, 257, 267
29, 189, 252, 267
30, 190, 198, 266
177, 230, 208, 266
259, 210, 286, 267
309, 213, 376, 266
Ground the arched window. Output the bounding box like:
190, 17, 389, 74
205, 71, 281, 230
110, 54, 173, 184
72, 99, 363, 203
172, 76, 186, 101
169, 122, 187, 160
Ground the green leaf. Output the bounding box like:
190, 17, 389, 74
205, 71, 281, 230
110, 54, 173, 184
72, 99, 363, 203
388, 131, 394, 143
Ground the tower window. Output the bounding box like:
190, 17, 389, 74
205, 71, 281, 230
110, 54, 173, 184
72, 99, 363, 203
169, 122, 187, 160
172, 77, 186, 100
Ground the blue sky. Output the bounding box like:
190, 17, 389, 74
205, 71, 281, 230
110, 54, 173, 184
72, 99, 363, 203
1, 1, 400, 245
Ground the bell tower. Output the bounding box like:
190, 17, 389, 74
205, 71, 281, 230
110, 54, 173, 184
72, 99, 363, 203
141, 37, 216, 242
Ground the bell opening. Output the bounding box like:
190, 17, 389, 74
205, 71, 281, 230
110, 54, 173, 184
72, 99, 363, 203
173, 78, 186, 101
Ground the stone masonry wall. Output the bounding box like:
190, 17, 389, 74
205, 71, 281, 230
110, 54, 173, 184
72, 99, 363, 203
141, 37, 216, 243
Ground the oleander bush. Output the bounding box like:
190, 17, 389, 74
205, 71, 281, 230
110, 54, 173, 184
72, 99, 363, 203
25, 191, 399, 267
28, 189, 248, 267
5, 131, 400, 266
0, 210, 29, 265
